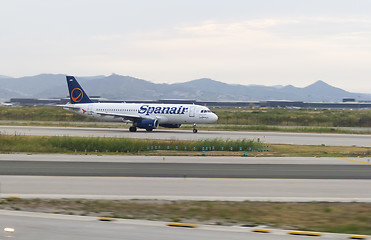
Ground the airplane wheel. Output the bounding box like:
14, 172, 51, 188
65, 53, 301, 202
193, 129, 198, 133
129, 126, 137, 132
146, 128, 153, 132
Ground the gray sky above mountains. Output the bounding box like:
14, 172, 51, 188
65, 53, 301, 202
1, 0, 371, 93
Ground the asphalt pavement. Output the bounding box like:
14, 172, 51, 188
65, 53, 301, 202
0, 160, 371, 179
1, 125, 371, 146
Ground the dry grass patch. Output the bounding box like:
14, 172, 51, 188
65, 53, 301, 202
1, 199, 371, 234
270, 144, 371, 157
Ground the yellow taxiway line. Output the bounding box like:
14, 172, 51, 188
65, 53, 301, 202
337, 157, 371, 165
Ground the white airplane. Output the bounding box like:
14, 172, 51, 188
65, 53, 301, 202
63, 76, 218, 133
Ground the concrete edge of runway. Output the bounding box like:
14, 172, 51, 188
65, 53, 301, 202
0, 209, 364, 239
3, 124, 371, 137
2, 194, 371, 202
0, 153, 369, 165
2, 124, 371, 147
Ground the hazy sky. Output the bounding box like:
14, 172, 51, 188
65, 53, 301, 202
1, 0, 371, 92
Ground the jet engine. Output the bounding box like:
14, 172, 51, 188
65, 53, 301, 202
135, 118, 159, 131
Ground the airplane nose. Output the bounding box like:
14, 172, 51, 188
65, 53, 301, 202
212, 113, 218, 122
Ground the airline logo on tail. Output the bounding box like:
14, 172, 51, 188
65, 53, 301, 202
66, 76, 93, 104
71, 88, 84, 103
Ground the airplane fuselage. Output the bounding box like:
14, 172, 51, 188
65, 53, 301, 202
67, 102, 218, 125
64, 76, 218, 132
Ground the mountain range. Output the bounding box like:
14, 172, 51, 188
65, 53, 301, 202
0, 73, 370, 102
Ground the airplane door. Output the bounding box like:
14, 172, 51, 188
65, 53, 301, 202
189, 106, 195, 117
87, 105, 93, 115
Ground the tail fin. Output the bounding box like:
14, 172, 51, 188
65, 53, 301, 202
66, 76, 93, 104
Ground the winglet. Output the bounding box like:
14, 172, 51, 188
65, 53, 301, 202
66, 76, 93, 104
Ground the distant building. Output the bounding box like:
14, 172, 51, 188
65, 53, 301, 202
342, 98, 356, 102
9, 98, 64, 106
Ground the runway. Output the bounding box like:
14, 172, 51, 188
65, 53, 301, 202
1, 176, 371, 202
1, 154, 371, 202
1, 154, 371, 179
1, 160, 371, 179
1, 125, 371, 146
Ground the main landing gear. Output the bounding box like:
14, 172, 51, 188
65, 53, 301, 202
129, 126, 153, 132
193, 123, 198, 133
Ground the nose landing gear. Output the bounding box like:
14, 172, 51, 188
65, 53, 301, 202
193, 123, 198, 133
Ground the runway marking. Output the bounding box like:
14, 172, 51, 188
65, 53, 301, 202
337, 157, 371, 165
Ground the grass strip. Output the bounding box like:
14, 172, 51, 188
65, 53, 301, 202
1, 198, 371, 235
0, 134, 370, 157
268, 144, 371, 157
0, 134, 263, 154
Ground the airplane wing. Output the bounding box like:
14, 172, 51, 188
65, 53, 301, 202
96, 112, 167, 122
95, 112, 143, 121
59, 104, 158, 122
